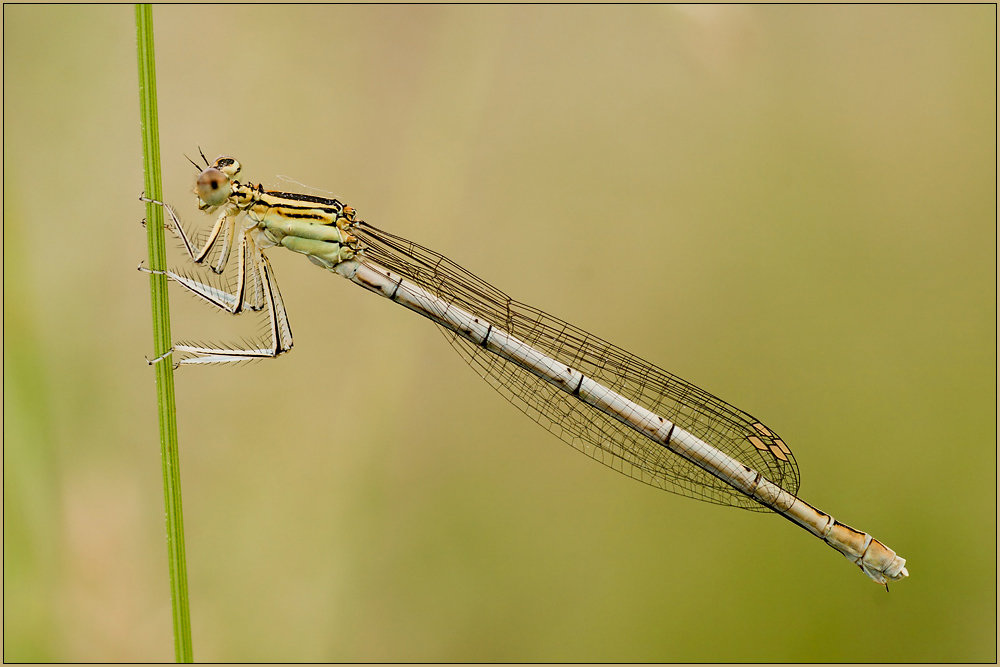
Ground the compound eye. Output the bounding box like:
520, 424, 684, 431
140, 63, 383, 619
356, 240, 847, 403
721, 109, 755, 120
196, 167, 233, 207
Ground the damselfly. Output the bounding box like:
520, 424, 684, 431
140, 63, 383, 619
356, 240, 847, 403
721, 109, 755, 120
140, 152, 908, 586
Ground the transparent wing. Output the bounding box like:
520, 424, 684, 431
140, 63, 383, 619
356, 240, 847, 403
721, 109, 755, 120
353, 222, 800, 510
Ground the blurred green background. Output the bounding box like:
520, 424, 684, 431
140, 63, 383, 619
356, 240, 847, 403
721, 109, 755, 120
3, 5, 996, 662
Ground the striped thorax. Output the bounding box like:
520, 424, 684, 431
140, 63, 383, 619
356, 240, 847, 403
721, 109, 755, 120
195, 155, 359, 254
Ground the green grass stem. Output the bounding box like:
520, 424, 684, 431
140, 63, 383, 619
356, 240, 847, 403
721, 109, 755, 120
135, 5, 193, 662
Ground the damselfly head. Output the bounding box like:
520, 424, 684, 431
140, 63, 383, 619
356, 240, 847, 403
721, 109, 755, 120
193, 156, 239, 210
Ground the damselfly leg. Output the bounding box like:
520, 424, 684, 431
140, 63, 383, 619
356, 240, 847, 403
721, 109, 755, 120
139, 197, 290, 364
140, 154, 357, 366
